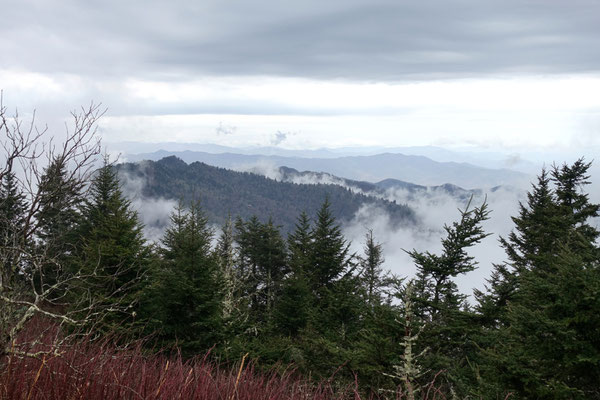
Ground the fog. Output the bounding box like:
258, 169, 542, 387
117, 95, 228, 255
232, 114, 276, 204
234, 161, 530, 297
120, 158, 600, 300
342, 185, 526, 298
118, 167, 178, 243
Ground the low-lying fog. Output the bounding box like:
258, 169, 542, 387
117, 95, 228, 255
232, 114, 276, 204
120, 159, 600, 301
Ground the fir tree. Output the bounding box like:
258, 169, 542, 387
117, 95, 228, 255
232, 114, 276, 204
360, 229, 387, 307
73, 159, 151, 330
308, 198, 353, 293
274, 212, 314, 335
235, 216, 288, 326
407, 198, 490, 393
482, 159, 600, 399
34, 156, 83, 291
145, 202, 223, 355
0, 171, 27, 290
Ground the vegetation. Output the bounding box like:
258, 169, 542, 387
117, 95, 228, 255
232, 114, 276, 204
1, 103, 600, 399
116, 155, 416, 234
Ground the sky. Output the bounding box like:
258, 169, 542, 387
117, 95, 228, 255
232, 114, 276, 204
1, 0, 600, 157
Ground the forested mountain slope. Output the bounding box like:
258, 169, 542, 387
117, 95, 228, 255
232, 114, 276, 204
277, 166, 485, 201
126, 150, 527, 188
116, 156, 416, 233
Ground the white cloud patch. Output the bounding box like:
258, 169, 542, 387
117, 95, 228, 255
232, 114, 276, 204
343, 184, 526, 299
118, 166, 178, 243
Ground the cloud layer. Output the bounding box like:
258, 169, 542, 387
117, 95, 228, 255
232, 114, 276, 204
3, 1, 600, 81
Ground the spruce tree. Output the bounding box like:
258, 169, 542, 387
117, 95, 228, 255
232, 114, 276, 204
0, 171, 27, 290
235, 216, 287, 325
407, 198, 490, 393
274, 211, 313, 335
308, 198, 353, 293
360, 229, 387, 307
34, 156, 83, 291
73, 159, 150, 331
146, 202, 223, 355
482, 159, 600, 399
307, 198, 362, 347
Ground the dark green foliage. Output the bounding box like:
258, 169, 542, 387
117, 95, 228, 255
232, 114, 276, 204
235, 216, 288, 327
407, 198, 491, 393
115, 156, 416, 234
34, 157, 83, 291
360, 229, 388, 307
274, 212, 313, 336
308, 198, 354, 292
0, 171, 27, 289
72, 160, 151, 330
10, 146, 600, 399
143, 202, 223, 355
477, 159, 600, 399
273, 270, 312, 336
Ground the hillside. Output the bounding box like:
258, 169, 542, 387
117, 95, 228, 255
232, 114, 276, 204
126, 150, 528, 188
277, 166, 483, 202
116, 156, 416, 234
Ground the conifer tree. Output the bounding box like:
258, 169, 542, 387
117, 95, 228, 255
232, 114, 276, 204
146, 202, 223, 354
407, 198, 490, 392
287, 211, 313, 274
0, 171, 27, 290
308, 198, 353, 293
482, 159, 600, 399
73, 159, 151, 330
274, 212, 313, 335
307, 198, 362, 342
360, 229, 387, 307
34, 156, 83, 291
235, 216, 288, 326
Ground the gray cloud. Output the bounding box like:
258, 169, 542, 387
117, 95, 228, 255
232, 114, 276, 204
216, 122, 237, 136
118, 164, 178, 242
2, 0, 600, 82
271, 130, 291, 146
342, 184, 527, 297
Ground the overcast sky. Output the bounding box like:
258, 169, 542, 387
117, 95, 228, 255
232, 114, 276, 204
2, 0, 600, 156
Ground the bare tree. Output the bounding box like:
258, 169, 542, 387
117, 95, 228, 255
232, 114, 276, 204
0, 94, 108, 357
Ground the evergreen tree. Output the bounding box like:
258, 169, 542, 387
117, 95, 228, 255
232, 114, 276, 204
502, 169, 561, 273
307, 198, 362, 351
235, 216, 288, 326
360, 229, 387, 307
0, 171, 27, 290
287, 211, 313, 274
308, 198, 353, 293
274, 212, 313, 335
145, 202, 223, 355
34, 156, 83, 291
407, 198, 490, 393
73, 159, 151, 331
481, 159, 600, 399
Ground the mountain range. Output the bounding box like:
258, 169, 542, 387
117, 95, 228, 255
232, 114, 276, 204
124, 150, 528, 189
116, 156, 416, 235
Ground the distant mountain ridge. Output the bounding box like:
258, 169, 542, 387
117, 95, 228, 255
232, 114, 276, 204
109, 142, 538, 173
116, 156, 416, 235
125, 150, 527, 189
276, 166, 483, 202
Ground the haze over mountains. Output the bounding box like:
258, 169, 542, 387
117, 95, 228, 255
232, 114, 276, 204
124, 148, 528, 189
116, 156, 416, 236
115, 142, 536, 298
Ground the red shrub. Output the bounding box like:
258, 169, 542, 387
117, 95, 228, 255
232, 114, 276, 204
0, 322, 444, 400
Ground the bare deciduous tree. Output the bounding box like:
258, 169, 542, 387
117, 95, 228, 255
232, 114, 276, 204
0, 94, 112, 357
